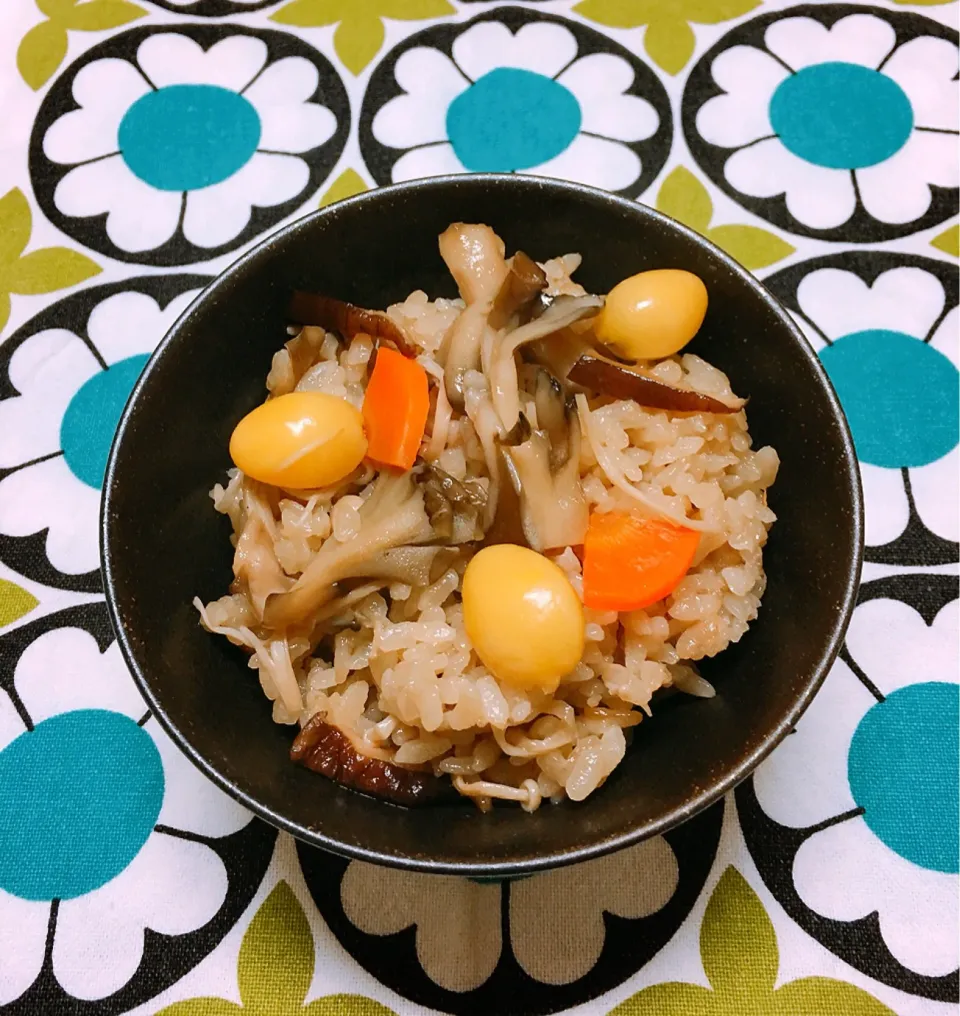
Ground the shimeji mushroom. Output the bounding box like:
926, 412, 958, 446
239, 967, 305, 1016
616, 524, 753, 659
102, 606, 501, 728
439, 222, 509, 407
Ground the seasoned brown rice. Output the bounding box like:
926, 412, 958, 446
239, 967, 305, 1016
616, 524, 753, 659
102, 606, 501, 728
196, 240, 778, 811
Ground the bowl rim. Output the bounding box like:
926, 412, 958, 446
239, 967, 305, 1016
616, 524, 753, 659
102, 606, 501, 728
101, 173, 864, 875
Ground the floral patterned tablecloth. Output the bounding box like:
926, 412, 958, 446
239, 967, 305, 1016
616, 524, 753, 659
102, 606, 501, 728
0, 1, 957, 1014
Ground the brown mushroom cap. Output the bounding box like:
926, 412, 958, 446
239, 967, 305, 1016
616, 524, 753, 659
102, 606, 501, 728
291, 714, 449, 805
488, 251, 548, 330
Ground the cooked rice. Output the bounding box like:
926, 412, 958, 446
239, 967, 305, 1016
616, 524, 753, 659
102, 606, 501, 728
196, 252, 778, 811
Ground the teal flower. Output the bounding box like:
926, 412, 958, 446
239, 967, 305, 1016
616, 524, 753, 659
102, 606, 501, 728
43, 33, 337, 253
0, 627, 251, 1003
0, 285, 201, 576
790, 263, 958, 548
754, 596, 959, 977
157, 881, 396, 1016
696, 13, 957, 229
610, 867, 895, 1016
371, 19, 660, 192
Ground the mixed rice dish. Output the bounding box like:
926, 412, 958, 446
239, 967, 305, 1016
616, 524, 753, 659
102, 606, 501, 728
195, 223, 778, 811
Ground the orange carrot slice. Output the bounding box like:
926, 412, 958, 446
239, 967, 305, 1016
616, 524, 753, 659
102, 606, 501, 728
582, 512, 700, 611
362, 346, 430, 470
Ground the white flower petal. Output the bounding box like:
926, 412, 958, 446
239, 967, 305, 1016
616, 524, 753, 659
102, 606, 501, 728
127, 832, 229, 935
87, 290, 200, 367
137, 34, 268, 92
53, 896, 144, 999
256, 103, 335, 155
765, 14, 896, 72
392, 142, 467, 183
0, 891, 48, 1005
522, 133, 640, 192
55, 156, 181, 253
794, 817, 958, 976
878, 880, 960, 978
797, 266, 946, 343
725, 138, 856, 229
15, 633, 144, 726
453, 21, 578, 82
911, 447, 960, 544
557, 55, 658, 142
243, 57, 336, 154
151, 721, 251, 838
44, 59, 149, 164
0, 457, 101, 575
246, 54, 317, 104
72, 57, 149, 110
181, 152, 307, 248
341, 862, 501, 992
856, 130, 959, 225
882, 36, 959, 132
0, 331, 97, 469
930, 305, 959, 365
696, 46, 786, 148
754, 658, 867, 828
5, 329, 92, 404
511, 837, 677, 984
860, 461, 910, 548
846, 597, 957, 700
374, 49, 468, 149
52, 831, 227, 1000
398, 45, 468, 96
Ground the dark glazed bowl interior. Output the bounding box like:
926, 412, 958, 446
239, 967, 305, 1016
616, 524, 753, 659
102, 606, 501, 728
102, 175, 862, 876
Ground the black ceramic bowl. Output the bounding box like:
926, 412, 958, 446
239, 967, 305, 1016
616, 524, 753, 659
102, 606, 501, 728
102, 175, 862, 876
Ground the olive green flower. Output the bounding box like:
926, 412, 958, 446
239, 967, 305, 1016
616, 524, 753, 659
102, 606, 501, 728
319, 169, 369, 208
0, 578, 39, 629
18, 0, 146, 90
0, 188, 101, 335
157, 881, 396, 1016
932, 224, 958, 258
656, 167, 795, 270
609, 867, 895, 1016
271, 0, 455, 75
573, 0, 759, 75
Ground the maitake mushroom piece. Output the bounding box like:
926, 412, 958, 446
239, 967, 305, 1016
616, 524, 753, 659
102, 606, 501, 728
420, 465, 488, 544
263, 472, 434, 628
500, 386, 589, 552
